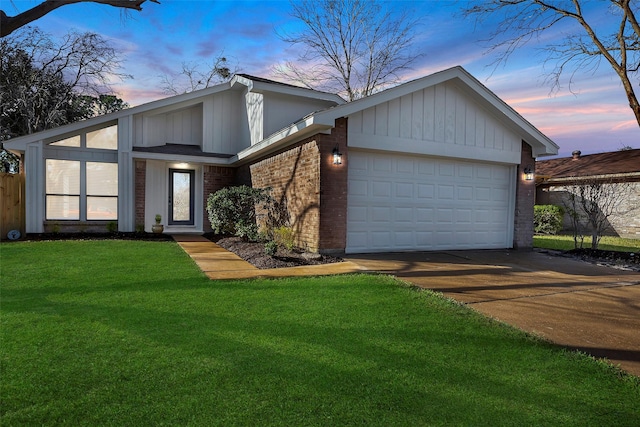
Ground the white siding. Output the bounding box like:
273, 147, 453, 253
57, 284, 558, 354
246, 91, 264, 145
133, 91, 248, 155
262, 92, 341, 138
348, 81, 522, 164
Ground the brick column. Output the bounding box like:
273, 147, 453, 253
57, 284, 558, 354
513, 141, 535, 249
318, 117, 348, 254
134, 160, 146, 230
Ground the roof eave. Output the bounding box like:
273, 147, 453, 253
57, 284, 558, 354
231, 116, 332, 165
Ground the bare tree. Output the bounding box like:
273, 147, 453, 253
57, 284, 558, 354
1, 26, 129, 138
275, 0, 421, 101
562, 177, 633, 249
160, 55, 236, 95
464, 1, 640, 128
1, 0, 159, 37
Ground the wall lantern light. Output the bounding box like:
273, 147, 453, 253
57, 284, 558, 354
523, 166, 534, 181
332, 144, 343, 165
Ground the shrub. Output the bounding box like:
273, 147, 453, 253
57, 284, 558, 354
106, 221, 118, 233
272, 226, 295, 250
264, 240, 278, 257
207, 186, 273, 241
534, 205, 565, 235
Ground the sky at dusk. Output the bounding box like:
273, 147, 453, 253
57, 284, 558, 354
6, 0, 639, 157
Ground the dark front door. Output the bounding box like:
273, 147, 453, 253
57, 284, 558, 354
169, 169, 195, 225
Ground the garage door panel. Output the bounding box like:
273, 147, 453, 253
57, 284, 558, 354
347, 151, 514, 253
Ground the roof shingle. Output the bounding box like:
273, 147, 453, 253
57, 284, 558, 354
536, 149, 640, 178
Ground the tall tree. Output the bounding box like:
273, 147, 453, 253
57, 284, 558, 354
275, 0, 421, 101
464, 0, 640, 128
1, 0, 159, 37
0, 26, 129, 140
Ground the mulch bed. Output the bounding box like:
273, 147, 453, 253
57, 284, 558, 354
565, 248, 640, 271
203, 234, 343, 269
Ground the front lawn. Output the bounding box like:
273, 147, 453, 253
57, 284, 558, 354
534, 235, 640, 252
1, 240, 638, 425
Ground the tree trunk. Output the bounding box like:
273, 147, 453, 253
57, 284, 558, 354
617, 69, 640, 127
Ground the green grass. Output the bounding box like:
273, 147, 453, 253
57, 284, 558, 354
534, 234, 640, 252
2, 240, 639, 426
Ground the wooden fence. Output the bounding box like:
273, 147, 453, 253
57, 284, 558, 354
0, 173, 26, 240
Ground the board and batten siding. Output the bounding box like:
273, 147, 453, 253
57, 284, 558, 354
133, 91, 249, 155
347, 81, 522, 165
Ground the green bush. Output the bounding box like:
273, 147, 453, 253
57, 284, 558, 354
534, 205, 565, 235
206, 186, 272, 241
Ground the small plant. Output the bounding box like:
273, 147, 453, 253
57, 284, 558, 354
106, 221, 118, 233
155, 214, 162, 224
272, 226, 295, 250
264, 240, 278, 257
135, 224, 145, 233
51, 222, 60, 234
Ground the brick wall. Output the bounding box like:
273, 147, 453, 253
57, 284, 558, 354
248, 118, 349, 253
537, 181, 640, 239
203, 166, 236, 232
513, 141, 535, 249
134, 160, 146, 229
250, 139, 322, 251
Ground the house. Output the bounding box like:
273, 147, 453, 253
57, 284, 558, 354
536, 149, 640, 238
4, 66, 558, 253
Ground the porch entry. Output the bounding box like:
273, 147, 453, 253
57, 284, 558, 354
169, 169, 195, 225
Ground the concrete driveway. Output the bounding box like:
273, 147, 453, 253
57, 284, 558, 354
346, 250, 640, 377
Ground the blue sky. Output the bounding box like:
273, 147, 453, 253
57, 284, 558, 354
6, 0, 639, 157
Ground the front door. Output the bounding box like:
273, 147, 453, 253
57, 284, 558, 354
169, 169, 195, 225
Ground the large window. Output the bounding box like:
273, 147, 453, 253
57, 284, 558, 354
87, 162, 118, 219
46, 160, 80, 220
45, 160, 118, 220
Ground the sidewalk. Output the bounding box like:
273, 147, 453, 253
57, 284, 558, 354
173, 234, 365, 280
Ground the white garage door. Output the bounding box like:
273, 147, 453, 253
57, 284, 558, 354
346, 151, 515, 253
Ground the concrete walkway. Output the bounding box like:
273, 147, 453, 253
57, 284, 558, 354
173, 234, 365, 280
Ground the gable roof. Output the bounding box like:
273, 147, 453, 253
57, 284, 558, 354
3, 74, 344, 151
314, 66, 558, 158
536, 149, 640, 179
236, 66, 558, 163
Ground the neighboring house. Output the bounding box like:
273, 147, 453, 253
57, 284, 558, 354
4, 66, 558, 253
536, 149, 640, 238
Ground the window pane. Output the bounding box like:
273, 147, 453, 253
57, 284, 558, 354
87, 197, 117, 220
172, 172, 191, 221
49, 135, 81, 147
87, 125, 117, 150
87, 162, 118, 196
46, 159, 80, 194
46, 195, 79, 220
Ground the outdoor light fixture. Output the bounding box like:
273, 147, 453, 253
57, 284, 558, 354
332, 144, 343, 165
523, 166, 534, 181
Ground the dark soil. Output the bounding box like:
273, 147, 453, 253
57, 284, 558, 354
204, 234, 343, 269
565, 248, 640, 271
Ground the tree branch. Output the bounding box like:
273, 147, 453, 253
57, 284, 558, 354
1, 0, 159, 37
